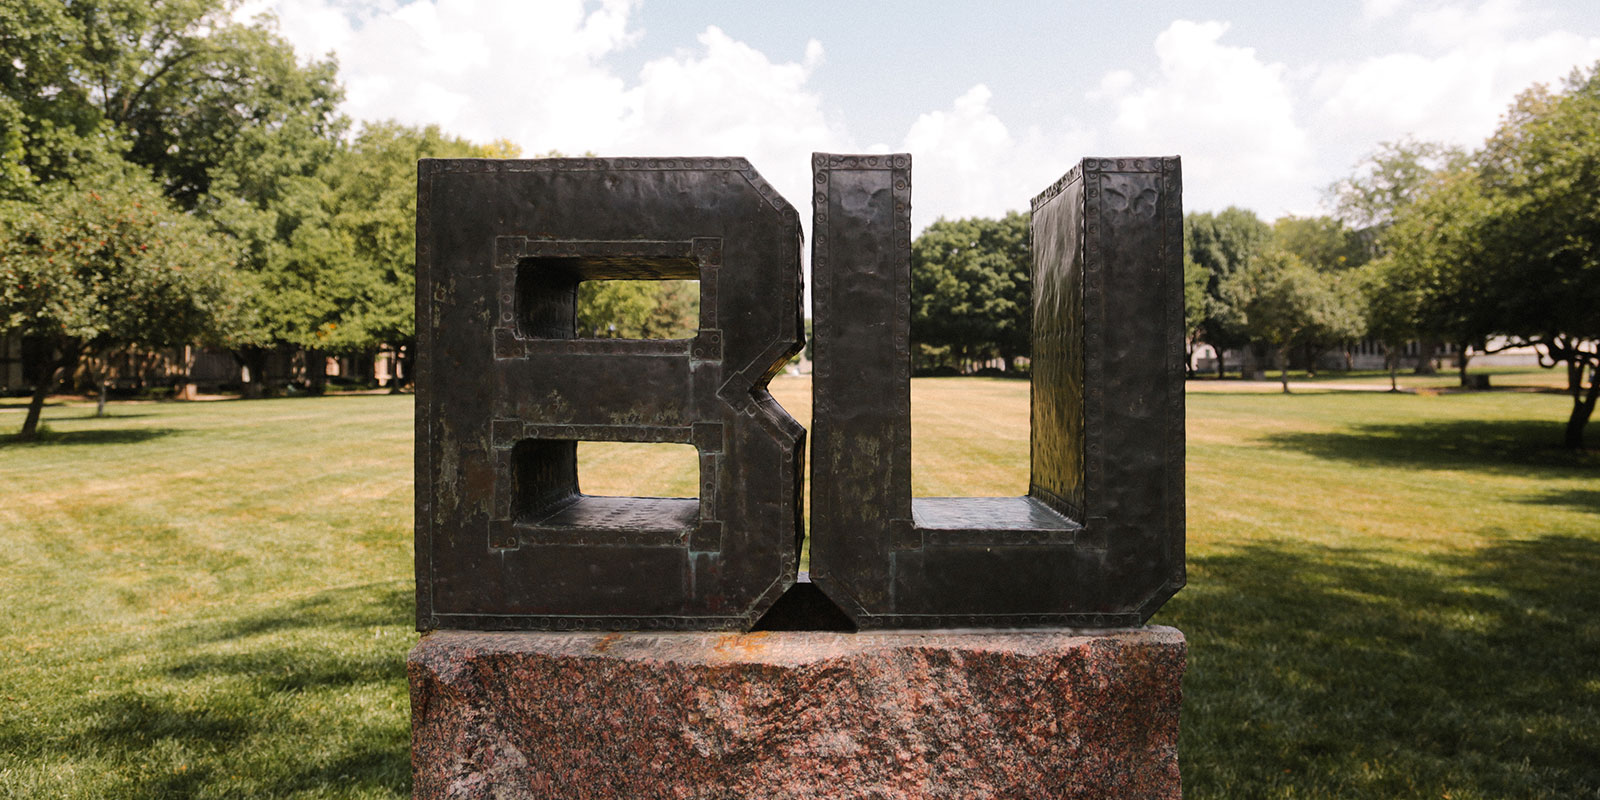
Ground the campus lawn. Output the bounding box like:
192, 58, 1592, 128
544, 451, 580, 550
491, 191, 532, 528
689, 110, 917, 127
1188, 363, 1571, 392
1, 377, 1597, 798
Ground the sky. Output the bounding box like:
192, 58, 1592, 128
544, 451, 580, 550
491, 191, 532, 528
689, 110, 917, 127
236, 0, 1600, 234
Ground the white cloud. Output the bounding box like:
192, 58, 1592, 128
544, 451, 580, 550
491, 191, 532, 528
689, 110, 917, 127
898, 85, 1093, 231
237, 0, 1600, 229
1406, 0, 1527, 48
1362, 0, 1411, 21
609, 26, 845, 213
1312, 1, 1600, 185
1089, 20, 1314, 217
240, 0, 853, 242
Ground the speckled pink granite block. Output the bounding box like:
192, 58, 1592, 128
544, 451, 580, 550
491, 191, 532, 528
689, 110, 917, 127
409, 627, 1184, 800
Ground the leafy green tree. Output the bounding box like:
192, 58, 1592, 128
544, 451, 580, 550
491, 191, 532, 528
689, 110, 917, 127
1364, 63, 1599, 445
910, 211, 1031, 370
0, 161, 239, 439
1182, 254, 1207, 377
1225, 249, 1365, 393
1356, 257, 1418, 391
1268, 215, 1371, 372
1185, 207, 1271, 376
1272, 215, 1369, 273
2, 0, 342, 206
311, 122, 513, 389
1370, 167, 1497, 384
1327, 138, 1470, 230
3, 0, 347, 397
1472, 62, 1600, 447
1328, 139, 1473, 374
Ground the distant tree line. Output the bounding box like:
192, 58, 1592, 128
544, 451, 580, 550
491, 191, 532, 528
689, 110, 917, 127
0, 1, 692, 441
912, 60, 1599, 447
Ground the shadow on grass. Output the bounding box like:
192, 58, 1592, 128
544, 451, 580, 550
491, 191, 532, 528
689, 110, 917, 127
0, 427, 181, 447
1164, 534, 1600, 799
1261, 417, 1597, 474
55, 581, 415, 798
1517, 488, 1600, 514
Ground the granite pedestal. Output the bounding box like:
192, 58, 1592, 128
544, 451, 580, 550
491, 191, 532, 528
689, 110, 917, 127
409, 627, 1184, 799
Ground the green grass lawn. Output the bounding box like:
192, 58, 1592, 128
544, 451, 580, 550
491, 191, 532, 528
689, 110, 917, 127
1189, 362, 1572, 392
2, 378, 1597, 798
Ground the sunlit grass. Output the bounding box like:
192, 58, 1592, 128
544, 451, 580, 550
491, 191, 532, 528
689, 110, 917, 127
1, 377, 1596, 798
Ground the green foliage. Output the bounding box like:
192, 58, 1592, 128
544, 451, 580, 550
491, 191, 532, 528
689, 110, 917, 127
1362, 61, 1600, 445
0, 160, 238, 351
1271, 215, 1369, 272
1327, 137, 1469, 230
1182, 254, 1208, 340
311, 122, 511, 353
1, 0, 354, 398
1373, 168, 1496, 347
910, 211, 1031, 367
1, 0, 344, 206
1475, 64, 1600, 348
0, 157, 241, 434
1224, 249, 1365, 390
575, 279, 699, 339
1185, 207, 1272, 355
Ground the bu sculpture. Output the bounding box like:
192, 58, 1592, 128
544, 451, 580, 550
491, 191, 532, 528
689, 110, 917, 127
415, 153, 1185, 632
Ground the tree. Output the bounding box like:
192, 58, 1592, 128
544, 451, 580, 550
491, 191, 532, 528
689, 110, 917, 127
1328, 139, 1472, 374
917, 211, 1032, 369
1370, 167, 1497, 385
1224, 249, 1365, 393
1272, 215, 1368, 273
1182, 254, 1207, 377
3, 0, 348, 397
1356, 257, 1419, 391
1185, 207, 1271, 377
910, 212, 1031, 371
1327, 138, 1469, 230
1363, 62, 1600, 447
1270, 215, 1371, 372
2, 0, 343, 206
0, 160, 239, 439
310, 122, 515, 390
1471, 62, 1600, 448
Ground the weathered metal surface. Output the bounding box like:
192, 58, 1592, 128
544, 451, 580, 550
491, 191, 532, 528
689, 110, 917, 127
808, 154, 1185, 628
415, 157, 806, 631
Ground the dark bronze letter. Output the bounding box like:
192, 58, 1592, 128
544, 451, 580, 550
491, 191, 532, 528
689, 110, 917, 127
416, 158, 805, 631
808, 154, 1185, 628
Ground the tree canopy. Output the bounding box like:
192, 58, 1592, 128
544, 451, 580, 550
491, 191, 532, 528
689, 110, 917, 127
0, 157, 238, 437
1358, 61, 1600, 446
1184, 207, 1271, 373
1, 0, 343, 205
910, 211, 1031, 370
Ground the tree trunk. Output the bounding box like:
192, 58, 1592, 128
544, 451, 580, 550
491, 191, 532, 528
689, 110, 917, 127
19, 349, 77, 441
305, 349, 327, 395
1413, 337, 1439, 374
1564, 361, 1598, 449
1386, 343, 1399, 392
1456, 343, 1472, 387
1216, 349, 1226, 379
178, 345, 195, 401
1279, 345, 1291, 394
90, 351, 108, 417
235, 348, 269, 399
392, 344, 414, 393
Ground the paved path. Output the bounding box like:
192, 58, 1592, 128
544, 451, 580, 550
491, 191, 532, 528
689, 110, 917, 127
1185, 380, 1409, 393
